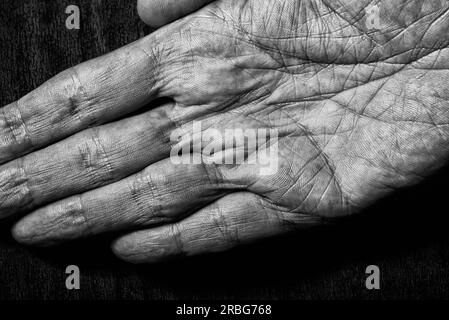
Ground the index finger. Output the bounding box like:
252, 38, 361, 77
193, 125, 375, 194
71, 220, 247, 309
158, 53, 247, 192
0, 31, 175, 165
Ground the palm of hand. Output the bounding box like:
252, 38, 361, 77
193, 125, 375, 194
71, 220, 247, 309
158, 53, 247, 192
161, 0, 449, 218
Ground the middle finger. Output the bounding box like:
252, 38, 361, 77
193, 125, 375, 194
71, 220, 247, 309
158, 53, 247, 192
0, 103, 175, 219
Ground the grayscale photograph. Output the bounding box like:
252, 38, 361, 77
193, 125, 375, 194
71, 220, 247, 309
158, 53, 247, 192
0, 0, 448, 311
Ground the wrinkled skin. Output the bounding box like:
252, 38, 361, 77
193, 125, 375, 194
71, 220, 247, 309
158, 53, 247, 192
2, 0, 449, 263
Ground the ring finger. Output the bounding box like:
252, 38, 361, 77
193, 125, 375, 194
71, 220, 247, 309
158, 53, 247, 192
12, 159, 248, 246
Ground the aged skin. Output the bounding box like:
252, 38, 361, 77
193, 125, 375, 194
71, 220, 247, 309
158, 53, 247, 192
1, 0, 449, 263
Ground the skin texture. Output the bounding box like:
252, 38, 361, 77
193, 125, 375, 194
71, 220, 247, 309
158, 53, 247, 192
1, 0, 449, 263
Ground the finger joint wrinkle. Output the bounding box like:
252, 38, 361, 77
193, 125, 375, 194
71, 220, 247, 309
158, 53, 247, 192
0, 158, 33, 213
128, 172, 168, 225
61, 195, 89, 229
1, 101, 33, 155
78, 129, 115, 186
89, 129, 115, 183
169, 224, 186, 257
65, 67, 97, 126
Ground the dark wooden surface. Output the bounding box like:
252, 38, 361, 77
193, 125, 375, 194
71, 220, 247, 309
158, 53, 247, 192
1, 0, 449, 300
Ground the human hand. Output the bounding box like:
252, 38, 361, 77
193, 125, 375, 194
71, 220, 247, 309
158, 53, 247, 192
3, 0, 449, 263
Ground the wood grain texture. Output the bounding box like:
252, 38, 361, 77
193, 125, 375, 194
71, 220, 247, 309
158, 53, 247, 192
1, 0, 449, 300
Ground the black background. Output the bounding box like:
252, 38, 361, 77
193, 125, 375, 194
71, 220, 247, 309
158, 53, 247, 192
0, 0, 449, 300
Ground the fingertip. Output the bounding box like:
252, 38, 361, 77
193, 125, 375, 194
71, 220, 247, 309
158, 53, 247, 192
111, 235, 146, 264
137, 0, 214, 28
12, 212, 59, 247
11, 219, 35, 246
112, 231, 176, 264
137, 0, 170, 28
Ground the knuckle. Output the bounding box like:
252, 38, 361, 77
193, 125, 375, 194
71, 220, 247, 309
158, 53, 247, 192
58, 195, 89, 230
128, 171, 170, 224
168, 224, 185, 256
0, 159, 33, 215
77, 128, 115, 186
63, 66, 98, 126
0, 101, 32, 161
65, 67, 86, 115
